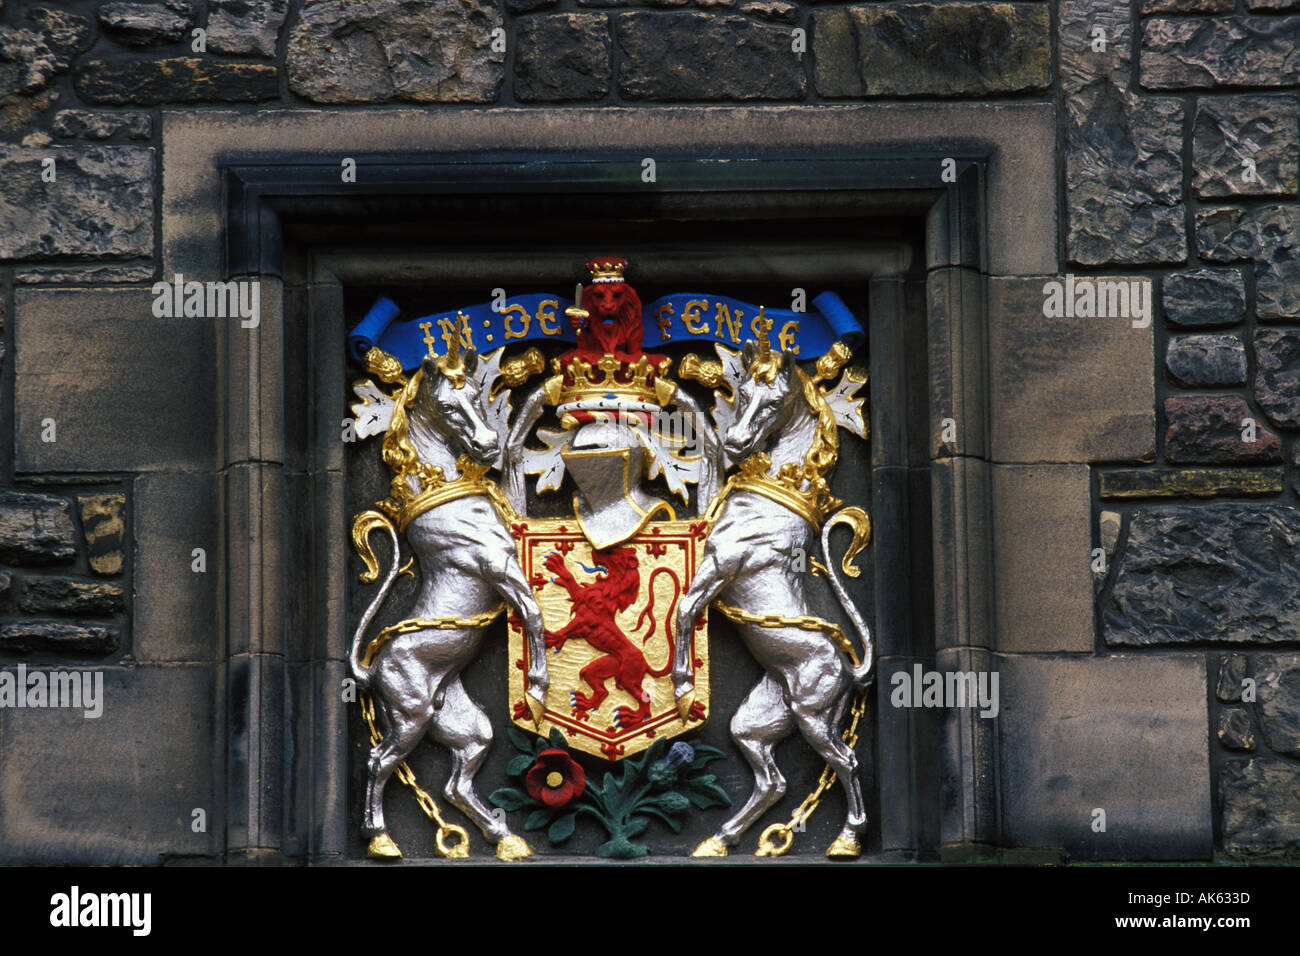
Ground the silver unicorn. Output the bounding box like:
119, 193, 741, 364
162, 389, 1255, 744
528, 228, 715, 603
672, 339, 874, 858
350, 348, 548, 861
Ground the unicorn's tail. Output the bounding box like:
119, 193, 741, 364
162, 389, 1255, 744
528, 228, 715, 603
819, 506, 874, 687
349, 511, 404, 689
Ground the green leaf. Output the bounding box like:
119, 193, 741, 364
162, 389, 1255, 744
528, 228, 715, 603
489, 787, 530, 812
624, 817, 649, 838
601, 772, 628, 819
686, 772, 717, 789
699, 783, 732, 808
506, 754, 534, 777
548, 813, 577, 843
507, 727, 538, 755
575, 803, 614, 836
524, 808, 555, 831
685, 790, 714, 810
688, 745, 727, 770
548, 727, 567, 749
637, 806, 683, 833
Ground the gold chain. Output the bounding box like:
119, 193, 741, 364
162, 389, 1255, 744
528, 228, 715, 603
361, 606, 506, 668
357, 606, 506, 859
710, 600, 867, 858
361, 693, 471, 859
712, 600, 856, 659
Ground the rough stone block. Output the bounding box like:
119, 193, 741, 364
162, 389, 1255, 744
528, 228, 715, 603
1195, 204, 1300, 262
1067, 91, 1185, 265
1142, 16, 1300, 89
1165, 334, 1246, 387
1098, 467, 1282, 499
0, 621, 119, 654
0, 492, 77, 565
74, 56, 279, 104
988, 277, 1155, 463
18, 578, 124, 615
286, 0, 504, 103
1164, 395, 1281, 463
1222, 757, 1300, 857
0, 8, 92, 98
1061, 0, 1132, 96
1254, 330, 1300, 428
991, 464, 1093, 653
1218, 653, 1246, 701
14, 263, 155, 284
78, 494, 125, 576
998, 654, 1211, 860
51, 109, 152, 140
97, 1, 193, 46
1142, 0, 1232, 10
814, 3, 1050, 97
1217, 708, 1255, 751
1106, 504, 1300, 645
741, 0, 797, 21
1195, 205, 1300, 319
0, 146, 154, 260
1248, 654, 1300, 756
515, 14, 610, 102
618, 13, 804, 100
206, 0, 288, 57
1193, 95, 1299, 197
1257, 260, 1300, 321
1161, 268, 1245, 327
0, 665, 218, 862
14, 288, 217, 473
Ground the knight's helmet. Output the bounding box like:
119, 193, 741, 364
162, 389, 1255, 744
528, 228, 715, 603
548, 257, 679, 549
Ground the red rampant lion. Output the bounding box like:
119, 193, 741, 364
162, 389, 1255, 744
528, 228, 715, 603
564, 257, 667, 369
543, 547, 679, 729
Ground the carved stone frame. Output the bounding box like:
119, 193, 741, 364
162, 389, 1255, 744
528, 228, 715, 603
181, 106, 1055, 861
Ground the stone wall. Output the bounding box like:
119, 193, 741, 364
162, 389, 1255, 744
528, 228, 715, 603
2, 0, 1299, 861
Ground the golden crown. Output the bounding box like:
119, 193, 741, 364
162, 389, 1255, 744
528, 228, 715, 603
546, 353, 675, 409
587, 256, 627, 284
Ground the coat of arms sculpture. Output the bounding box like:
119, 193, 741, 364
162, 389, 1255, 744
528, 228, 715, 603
345, 257, 874, 862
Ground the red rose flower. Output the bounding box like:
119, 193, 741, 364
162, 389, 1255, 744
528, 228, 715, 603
524, 749, 586, 808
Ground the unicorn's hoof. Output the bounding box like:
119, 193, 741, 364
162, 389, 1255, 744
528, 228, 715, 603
691, 836, 728, 858
496, 835, 532, 861
367, 833, 403, 860
825, 833, 862, 859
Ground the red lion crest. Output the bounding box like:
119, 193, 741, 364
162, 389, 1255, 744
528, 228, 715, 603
566, 257, 645, 363
543, 546, 680, 729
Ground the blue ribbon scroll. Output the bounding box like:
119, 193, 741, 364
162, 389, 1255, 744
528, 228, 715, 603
349, 291, 862, 371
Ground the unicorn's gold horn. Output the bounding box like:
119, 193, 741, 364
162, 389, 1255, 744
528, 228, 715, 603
437, 311, 469, 387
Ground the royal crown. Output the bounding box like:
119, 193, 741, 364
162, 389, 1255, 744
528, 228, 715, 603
586, 256, 627, 284
546, 353, 675, 410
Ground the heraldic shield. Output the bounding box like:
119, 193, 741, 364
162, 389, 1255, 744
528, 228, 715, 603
507, 519, 710, 760
346, 254, 873, 861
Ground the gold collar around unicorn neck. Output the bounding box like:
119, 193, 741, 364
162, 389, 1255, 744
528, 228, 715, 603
708, 341, 856, 530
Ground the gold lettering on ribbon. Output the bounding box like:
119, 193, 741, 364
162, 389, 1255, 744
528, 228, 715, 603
714, 302, 743, 344
682, 299, 710, 335
778, 320, 801, 355
536, 299, 560, 336
655, 303, 675, 341
502, 304, 532, 340
419, 321, 437, 358
438, 315, 474, 352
